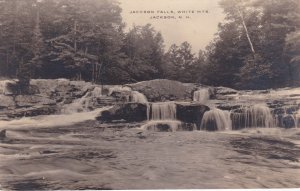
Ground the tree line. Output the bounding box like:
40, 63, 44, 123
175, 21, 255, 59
0, 0, 299, 92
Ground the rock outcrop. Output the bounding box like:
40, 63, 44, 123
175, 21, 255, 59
96, 103, 148, 123
176, 103, 209, 129
128, 79, 197, 102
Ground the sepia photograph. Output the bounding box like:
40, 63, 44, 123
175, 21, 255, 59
0, 0, 300, 190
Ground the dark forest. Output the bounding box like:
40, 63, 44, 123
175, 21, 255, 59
0, 0, 299, 90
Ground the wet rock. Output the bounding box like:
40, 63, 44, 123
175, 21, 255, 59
15, 95, 56, 107
217, 103, 243, 111
110, 91, 131, 102
6, 106, 57, 118
142, 121, 196, 132
128, 79, 196, 102
0, 129, 6, 140
176, 103, 209, 129
97, 103, 148, 123
215, 86, 237, 95
282, 115, 296, 128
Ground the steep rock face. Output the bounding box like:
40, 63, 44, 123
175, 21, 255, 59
128, 79, 197, 102
176, 103, 210, 129
96, 103, 148, 123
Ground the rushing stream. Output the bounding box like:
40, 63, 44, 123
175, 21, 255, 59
1, 80, 300, 189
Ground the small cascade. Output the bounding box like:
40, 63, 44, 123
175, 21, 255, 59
62, 92, 91, 114
0, 80, 15, 95
108, 86, 131, 96
62, 86, 104, 114
231, 104, 275, 129
200, 108, 232, 131
91, 86, 102, 97
149, 102, 176, 120
131, 91, 148, 103
193, 88, 210, 103
244, 104, 275, 128
0, 107, 112, 129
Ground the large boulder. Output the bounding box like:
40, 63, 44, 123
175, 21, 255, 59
97, 103, 148, 123
128, 79, 197, 102
176, 103, 210, 129
282, 115, 296, 128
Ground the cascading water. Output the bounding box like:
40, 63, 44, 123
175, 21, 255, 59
108, 86, 131, 96
131, 91, 148, 103
231, 104, 275, 129
149, 102, 176, 120
200, 108, 232, 131
245, 104, 275, 128
0, 80, 15, 95
0, 107, 112, 130
141, 102, 181, 132
62, 92, 91, 114
91, 87, 102, 97
62, 86, 104, 114
193, 88, 210, 103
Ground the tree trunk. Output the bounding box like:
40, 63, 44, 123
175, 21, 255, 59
236, 3, 255, 54
74, 19, 77, 52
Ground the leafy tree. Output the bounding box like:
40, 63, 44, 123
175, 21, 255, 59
205, 0, 300, 89
122, 24, 165, 82
44, 0, 124, 84
164, 41, 198, 82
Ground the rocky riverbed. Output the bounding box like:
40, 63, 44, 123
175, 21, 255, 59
1, 79, 300, 189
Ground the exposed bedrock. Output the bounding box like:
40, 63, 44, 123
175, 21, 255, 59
96, 103, 148, 123
176, 103, 210, 129
127, 79, 197, 102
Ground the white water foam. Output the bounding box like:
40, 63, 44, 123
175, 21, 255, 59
131, 91, 148, 103
200, 108, 232, 131
149, 102, 177, 120
0, 107, 112, 130
193, 88, 210, 103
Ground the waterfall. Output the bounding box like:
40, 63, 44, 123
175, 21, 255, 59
231, 104, 275, 129
193, 88, 210, 103
131, 91, 148, 103
91, 87, 102, 97
62, 86, 104, 114
0, 80, 15, 95
149, 102, 176, 120
244, 104, 275, 128
200, 108, 232, 131
62, 92, 91, 114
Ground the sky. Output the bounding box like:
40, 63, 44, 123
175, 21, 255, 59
119, 0, 225, 53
